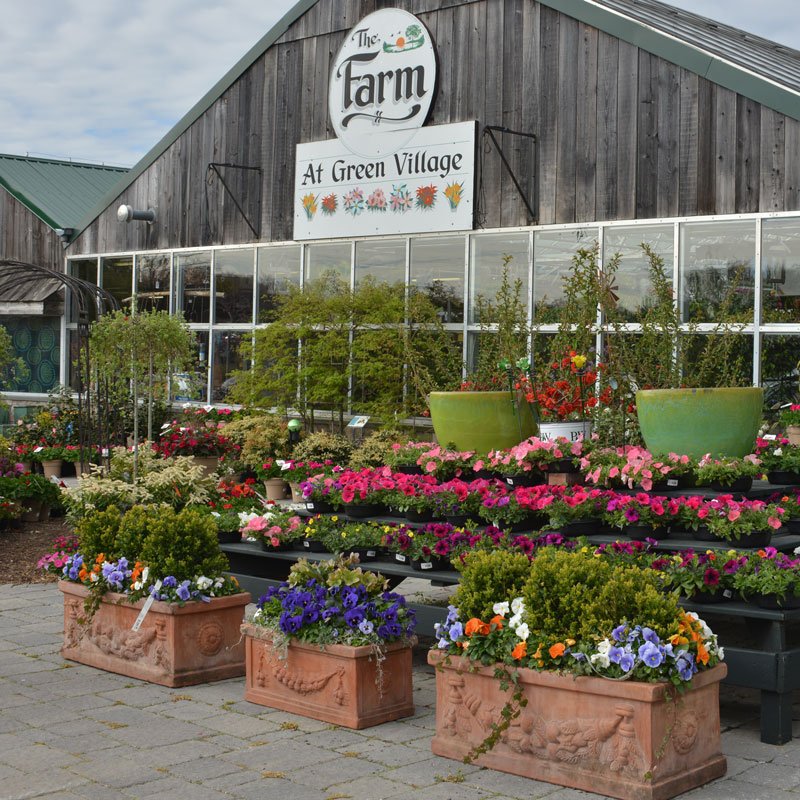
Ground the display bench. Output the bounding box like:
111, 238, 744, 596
221, 523, 800, 746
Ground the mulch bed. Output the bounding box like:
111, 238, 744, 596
0, 517, 73, 584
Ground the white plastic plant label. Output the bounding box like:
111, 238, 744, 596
132, 579, 163, 631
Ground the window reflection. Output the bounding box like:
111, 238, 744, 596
101, 257, 133, 311
135, 253, 170, 313
211, 331, 246, 402
762, 219, 800, 324
410, 238, 464, 323
533, 229, 596, 323
172, 330, 209, 403
257, 245, 300, 322
762, 335, 800, 407
680, 221, 755, 323
603, 225, 673, 322
214, 249, 254, 324
355, 239, 405, 286
470, 233, 529, 324
305, 242, 351, 283
176, 252, 212, 324
67, 259, 98, 323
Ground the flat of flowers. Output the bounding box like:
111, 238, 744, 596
428, 651, 726, 800
59, 581, 250, 687
242, 622, 415, 729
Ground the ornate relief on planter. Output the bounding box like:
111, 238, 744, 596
242, 623, 415, 729
59, 581, 250, 687
428, 651, 727, 800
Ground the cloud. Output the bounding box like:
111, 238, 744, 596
1, 0, 798, 169
0, 0, 295, 166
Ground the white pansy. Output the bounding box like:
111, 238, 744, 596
196, 576, 213, 590
794, 545, 800, 555
515, 622, 530, 641
492, 601, 509, 617
596, 638, 611, 655
774, 448, 783, 457
508, 613, 522, 629
210, 511, 220, 519
590, 651, 610, 668
717, 646, 725, 660
510, 597, 525, 615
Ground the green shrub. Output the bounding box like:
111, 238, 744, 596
452, 550, 533, 621
74, 507, 124, 564
521, 548, 680, 642
292, 431, 353, 465
349, 430, 406, 469
239, 415, 291, 468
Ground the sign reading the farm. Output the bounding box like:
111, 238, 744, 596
329, 8, 436, 158
294, 9, 475, 241
294, 121, 475, 240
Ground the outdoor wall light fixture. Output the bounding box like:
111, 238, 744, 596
54, 227, 75, 244
117, 204, 156, 224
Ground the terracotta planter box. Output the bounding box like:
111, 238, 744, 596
242, 622, 415, 729
59, 581, 250, 687
428, 651, 727, 800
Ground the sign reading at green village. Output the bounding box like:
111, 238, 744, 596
294, 8, 475, 241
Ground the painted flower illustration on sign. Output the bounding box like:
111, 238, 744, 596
321, 193, 337, 215
383, 24, 424, 53
343, 188, 365, 216
367, 188, 387, 211
301, 193, 318, 220
389, 185, 413, 213
415, 184, 437, 210
444, 182, 463, 210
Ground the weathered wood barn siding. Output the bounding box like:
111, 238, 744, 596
0, 189, 63, 270
71, 0, 800, 255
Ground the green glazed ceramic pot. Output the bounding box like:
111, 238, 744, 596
428, 391, 538, 453
636, 387, 763, 459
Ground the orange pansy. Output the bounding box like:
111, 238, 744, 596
549, 642, 566, 659
512, 641, 527, 660
489, 615, 504, 630
465, 618, 489, 637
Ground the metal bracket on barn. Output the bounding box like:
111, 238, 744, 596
205, 163, 263, 239
480, 125, 538, 225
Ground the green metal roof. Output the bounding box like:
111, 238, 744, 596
71, 0, 800, 241
0, 154, 127, 231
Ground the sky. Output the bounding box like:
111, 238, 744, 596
1, 0, 798, 169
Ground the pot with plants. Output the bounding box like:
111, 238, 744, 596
778, 404, 800, 446
320, 520, 386, 562
683, 496, 785, 548
55, 504, 250, 686
428, 547, 727, 800
732, 547, 800, 609
601, 492, 672, 541
239, 507, 303, 551
695, 453, 762, 494
656, 549, 744, 604
241, 554, 416, 728
756, 437, 800, 485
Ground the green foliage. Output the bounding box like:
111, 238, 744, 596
453, 550, 533, 621
63, 447, 214, 522
521, 548, 680, 642
291, 431, 353, 465
229, 273, 461, 430
90, 309, 195, 441
0, 323, 28, 391
239, 415, 291, 467
137, 506, 228, 582
470, 257, 531, 388
74, 507, 124, 564
349, 429, 406, 469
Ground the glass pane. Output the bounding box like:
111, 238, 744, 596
172, 330, 209, 403
533, 228, 597, 323
761, 218, 800, 324
215, 249, 254, 324
682, 333, 753, 388
175, 252, 212, 324
602, 224, 674, 322
305, 242, 351, 283
67, 328, 82, 391
100, 257, 133, 310
135, 253, 170, 313
355, 239, 405, 286
409, 237, 465, 323
67, 259, 98, 322
257, 245, 301, 322
680, 220, 756, 323
0, 316, 60, 393
762, 334, 800, 407
469, 233, 529, 324
211, 331, 247, 402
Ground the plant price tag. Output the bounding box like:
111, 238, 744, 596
763, 434, 777, 441
132, 580, 162, 631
